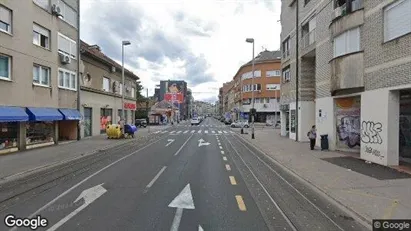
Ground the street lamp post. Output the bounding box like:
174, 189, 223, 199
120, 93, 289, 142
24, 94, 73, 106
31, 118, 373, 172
121, 40, 131, 135
240, 68, 244, 134
246, 38, 255, 139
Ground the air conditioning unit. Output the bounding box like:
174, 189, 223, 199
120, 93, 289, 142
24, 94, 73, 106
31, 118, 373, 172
333, 6, 342, 19
112, 81, 120, 93
51, 4, 63, 17
60, 54, 71, 64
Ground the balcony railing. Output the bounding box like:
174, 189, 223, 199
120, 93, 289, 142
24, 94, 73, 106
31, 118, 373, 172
352, 0, 363, 11
301, 28, 316, 49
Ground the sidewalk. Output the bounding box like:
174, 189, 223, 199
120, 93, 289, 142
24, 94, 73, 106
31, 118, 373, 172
0, 125, 168, 181
236, 128, 411, 225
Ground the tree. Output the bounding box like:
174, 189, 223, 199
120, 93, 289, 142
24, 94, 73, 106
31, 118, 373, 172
136, 81, 145, 99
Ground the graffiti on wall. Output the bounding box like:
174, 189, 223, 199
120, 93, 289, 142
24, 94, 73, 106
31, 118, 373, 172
361, 121, 383, 144
335, 97, 361, 149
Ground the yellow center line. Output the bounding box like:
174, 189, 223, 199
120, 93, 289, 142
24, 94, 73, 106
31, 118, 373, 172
223, 156, 227, 161
225, 164, 231, 171
235, 195, 247, 211
229, 176, 237, 185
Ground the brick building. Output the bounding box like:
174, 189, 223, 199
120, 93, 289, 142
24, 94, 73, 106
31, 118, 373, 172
280, 0, 411, 166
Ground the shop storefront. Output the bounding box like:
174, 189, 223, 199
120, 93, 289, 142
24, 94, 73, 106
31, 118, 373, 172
58, 108, 82, 141
335, 97, 361, 152
100, 108, 113, 134
25, 107, 63, 148
0, 106, 28, 153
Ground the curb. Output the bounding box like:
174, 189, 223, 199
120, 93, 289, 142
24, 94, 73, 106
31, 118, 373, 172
0, 138, 136, 185
234, 133, 373, 231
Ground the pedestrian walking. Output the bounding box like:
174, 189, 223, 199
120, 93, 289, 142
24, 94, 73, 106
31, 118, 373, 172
307, 125, 317, 150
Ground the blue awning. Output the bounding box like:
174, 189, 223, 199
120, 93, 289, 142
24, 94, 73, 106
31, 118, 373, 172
59, 108, 82, 120
0, 106, 29, 122
26, 107, 63, 121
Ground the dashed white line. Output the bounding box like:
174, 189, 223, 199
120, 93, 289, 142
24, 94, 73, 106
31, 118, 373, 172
198, 130, 202, 134
223, 131, 228, 134
219, 146, 223, 149
223, 156, 227, 161
212, 131, 215, 134
221, 151, 224, 154
218, 131, 222, 134
183, 130, 188, 134
170, 131, 176, 134
176, 131, 182, 134
225, 164, 231, 171
146, 166, 167, 188
191, 130, 195, 133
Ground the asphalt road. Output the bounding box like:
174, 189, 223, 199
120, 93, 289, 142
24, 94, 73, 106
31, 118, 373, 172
0, 118, 369, 231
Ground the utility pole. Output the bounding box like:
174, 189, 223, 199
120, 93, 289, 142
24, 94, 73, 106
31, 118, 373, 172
295, 0, 300, 141
146, 88, 150, 133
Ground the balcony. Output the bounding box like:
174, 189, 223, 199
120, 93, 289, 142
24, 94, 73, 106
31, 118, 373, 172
332, 0, 364, 20
301, 29, 316, 57
330, 52, 364, 93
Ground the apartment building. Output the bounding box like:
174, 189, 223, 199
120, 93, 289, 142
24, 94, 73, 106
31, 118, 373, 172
80, 41, 139, 138
233, 50, 282, 123
0, 0, 80, 154
280, 0, 411, 166
218, 87, 223, 116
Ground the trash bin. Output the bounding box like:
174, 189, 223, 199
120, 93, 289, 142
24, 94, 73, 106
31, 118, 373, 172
320, 134, 329, 151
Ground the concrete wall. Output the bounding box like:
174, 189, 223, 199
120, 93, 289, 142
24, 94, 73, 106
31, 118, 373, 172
330, 52, 364, 92
360, 88, 400, 166
315, 97, 336, 150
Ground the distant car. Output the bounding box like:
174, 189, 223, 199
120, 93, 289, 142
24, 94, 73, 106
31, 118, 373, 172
224, 119, 232, 125
231, 121, 249, 128
135, 119, 147, 128
191, 118, 200, 125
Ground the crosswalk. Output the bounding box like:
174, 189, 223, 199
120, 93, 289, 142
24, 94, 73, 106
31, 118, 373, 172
175, 124, 227, 128
152, 130, 235, 135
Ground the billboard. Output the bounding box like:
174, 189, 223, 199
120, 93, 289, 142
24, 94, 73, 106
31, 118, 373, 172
159, 80, 187, 118
164, 92, 184, 103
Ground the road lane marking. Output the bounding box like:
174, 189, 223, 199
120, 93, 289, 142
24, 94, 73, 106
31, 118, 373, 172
146, 166, 167, 188
235, 195, 247, 211
170, 131, 176, 134
205, 130, 208, 133
191, 130, 195, 133
154, 131, 160, 134
221, 151, 224, 154
219, 146, 222, 149
198, 130, 202, 133
218, 131, 222, 134
26, 135, 167, 219
174, 134, 194, 156
225, 164, 231, 171
176, 131, 182, 134
230, 131, 234, 133
225, 136, 298, 231
223, 156, 227, 161
183, 130, 188, 134
223, 131, 228, 134
229, 176, 237, 185
212, 131, 215, 133
162, 131, 168, 133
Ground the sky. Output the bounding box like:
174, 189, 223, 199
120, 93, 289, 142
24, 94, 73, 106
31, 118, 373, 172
80, 0, 281, 103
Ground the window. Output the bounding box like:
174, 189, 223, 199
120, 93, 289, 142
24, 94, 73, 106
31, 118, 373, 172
33, 23, 50, 49
0, 5, 11, 34
58, 0, 78, 28
384, 0, 411, 42
33, 64, 50, 86
0, 54, 10, 80
58, 68, 76, 90
255, 98, 260, 104
265, 98, 270, 103
283, 67, 291, 82
131, 87, 135, 98
266, 70, 281, 77
33, 0, 49, 9
103, 77, 110, 92
266, 84, 280, 90
241, 70, 261, 80
282, 38, 290, 58
333, 27, 360, 57
58, 33, 77, 59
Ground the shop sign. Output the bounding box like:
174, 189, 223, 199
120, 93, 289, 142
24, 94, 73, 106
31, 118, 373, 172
124, 103, 136, 110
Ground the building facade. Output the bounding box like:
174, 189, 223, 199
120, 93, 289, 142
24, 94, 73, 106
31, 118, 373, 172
234, 50, 282, 123
280, 0, 411, 166
0, 0, 81, 154
79, 41, 138, 138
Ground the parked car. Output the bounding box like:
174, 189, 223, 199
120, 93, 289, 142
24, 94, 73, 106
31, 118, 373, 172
224, 118, 232, 125
191, 118, 200, 125
231, 120, 249, 128
135, 119, 147, 128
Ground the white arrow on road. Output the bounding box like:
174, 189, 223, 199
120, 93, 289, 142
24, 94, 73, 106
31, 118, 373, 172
198, 138, 210, 147
199, 225, 204, 231
169, 184, 195, 231
46, 184, 107, 231
166, 139, 175, 147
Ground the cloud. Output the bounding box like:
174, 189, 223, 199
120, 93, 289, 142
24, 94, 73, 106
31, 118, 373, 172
80, 0, 281, 99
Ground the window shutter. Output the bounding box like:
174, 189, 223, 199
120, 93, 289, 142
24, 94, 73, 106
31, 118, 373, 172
33, 24, 49, 37
334, 33, 346, 57
347, 27, 360, 53
0, 6, 11, 24
384, 0, 411, 41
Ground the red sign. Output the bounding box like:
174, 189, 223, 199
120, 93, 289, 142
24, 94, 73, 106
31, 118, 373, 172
164, 93, 183, 103
124, 103, 136, 110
